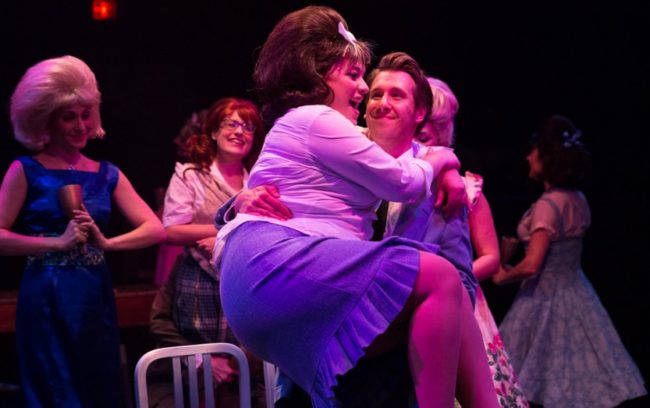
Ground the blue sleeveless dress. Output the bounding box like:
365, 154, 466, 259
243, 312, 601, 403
499, 193, 646, 408
14, 156, 122, 407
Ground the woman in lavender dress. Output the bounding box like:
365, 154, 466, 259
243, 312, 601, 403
216, 6, 499, 408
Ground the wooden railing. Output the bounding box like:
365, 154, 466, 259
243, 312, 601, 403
0, 284, 158, 333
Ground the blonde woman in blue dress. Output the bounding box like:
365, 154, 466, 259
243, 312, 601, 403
417, 76, 529, 408
0, 55, 165, 407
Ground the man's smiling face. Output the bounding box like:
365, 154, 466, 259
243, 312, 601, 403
365, 70, 426, 145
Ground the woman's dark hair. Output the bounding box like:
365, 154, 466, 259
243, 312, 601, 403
531, 114, 590, 188
175, 98, 264, 171
253, 5, 372, 124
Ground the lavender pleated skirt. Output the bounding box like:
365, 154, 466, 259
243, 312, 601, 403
220, 221, 439, 408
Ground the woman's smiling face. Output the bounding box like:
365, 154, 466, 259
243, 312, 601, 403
325, 58, 369, 124
212, 111, 255, 161
47, 103, 95, 150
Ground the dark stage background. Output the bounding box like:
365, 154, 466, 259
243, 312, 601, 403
1, 0, 648, 404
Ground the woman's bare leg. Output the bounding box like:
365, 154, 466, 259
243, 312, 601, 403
455, 289, 501, 408
366, 251, 498, 407
408, 251, 463, 408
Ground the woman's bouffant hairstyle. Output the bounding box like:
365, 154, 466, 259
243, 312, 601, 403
366, 52, 433, 134
174, 98, 265, 171
426, 77, 459, 147
172, 108, 208, 159
10, 55, 105, 151
531, 115, 590, 188
253, 5, 373, 124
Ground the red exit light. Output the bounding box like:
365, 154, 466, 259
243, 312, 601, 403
92, 0, 117, 20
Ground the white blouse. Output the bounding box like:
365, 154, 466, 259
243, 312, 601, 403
217, 104, 434, 243
163, 161, 248, 228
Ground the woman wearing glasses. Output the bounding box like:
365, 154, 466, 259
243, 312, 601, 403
149, 97, 265, 406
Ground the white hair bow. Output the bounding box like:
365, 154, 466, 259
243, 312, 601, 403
338, 22, 356, 43
562, 130, 583, 148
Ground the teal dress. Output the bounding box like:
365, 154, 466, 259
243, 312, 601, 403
14, 156, 121, 407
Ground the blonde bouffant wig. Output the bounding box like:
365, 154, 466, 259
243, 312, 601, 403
10, 55, 105, 151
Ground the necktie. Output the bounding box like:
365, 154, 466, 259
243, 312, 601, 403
371, 200, 389, 241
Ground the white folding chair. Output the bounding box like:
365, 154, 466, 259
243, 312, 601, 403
134, 342, 251, 408
262, 361, 279, 408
